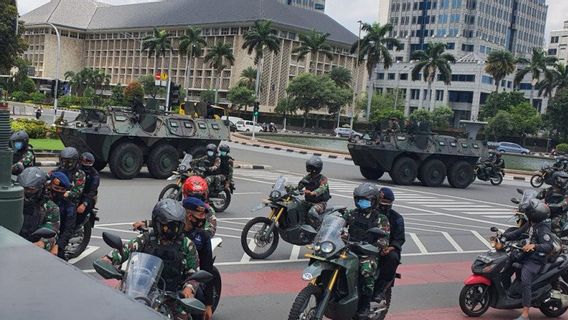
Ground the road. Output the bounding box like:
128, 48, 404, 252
63, 142, 548, 320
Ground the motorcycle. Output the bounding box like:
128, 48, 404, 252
459, 226, 568, 318
531, 164, 556, 188
159, 153, 233, 212
240, 176, 343, 259
288, 213, 396, 320
65, 207, 99, 260
474, 161, 503, 186
94, 231, 222, 319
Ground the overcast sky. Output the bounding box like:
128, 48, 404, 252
17, 0, 568, 43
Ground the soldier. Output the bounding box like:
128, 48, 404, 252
343, 183, 390, 317
386, 117, 401, 135
10, 130, 35, 175
298, 156, 331, 227
218, 144, 234, 190
191, 143, 224, 192
17, 167, 59, 254
77, 152, 100, 224
47, 171, 72, 257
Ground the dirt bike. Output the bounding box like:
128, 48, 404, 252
531, 164, 556, 188
65, 207, 98, 260
159, 153, 233, 212
288, 213, 396, 320
474, 162, 503, 186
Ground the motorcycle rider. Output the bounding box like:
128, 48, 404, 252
484, 151, 505, 178
17, 167, 59, 253
342, 183, 390, 317
502, 202, 555, 320
552, 156, 568, 171
374, 187, 405, 306
77, 152, 100, 224
191, 143, 224, 192
102, 199, 200, 300
537, 171, 568, 234
218, 144, 234, 190
10, 130, 35, 175
47, 171, 72, 257
298, 156, 330, 227
182, 197, 216, 320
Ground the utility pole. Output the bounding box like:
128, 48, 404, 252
47, 23, 61, 117
350, 20, 363, 130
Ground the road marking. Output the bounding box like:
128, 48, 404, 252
218, 220, 248, 226
95, 222, 133, 227
290, 245, 301, 260
484, 215, 512, 219
68, 246, 99, 264
466, 211, 513, 215
217, 217, 258, 221
471, 230, 492, 249
441, 232, 463, 252
241, 240, 254, 263
95, 226, 138, 234
405, 217, 489, 229
409, 233, 428, 254
233, 192, 263, 195
426, 204, 491, 208
217, 226, 245, 232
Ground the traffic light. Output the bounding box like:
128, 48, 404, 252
169, 82, 180, 107
253, 101, 260, 118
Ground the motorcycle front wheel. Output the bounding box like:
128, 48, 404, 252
159, 183, 182, 201
210, 189, 231, 213
240, 217, 279, 259
211, 266, 222, 312
530, 175, 544, 188
288, 284, 321, 320
540, 281, 568, 317
65, 219, 92, 260
459, 284, 490, 317
490, 173, 503, 186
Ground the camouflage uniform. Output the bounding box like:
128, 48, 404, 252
20, 196, 60, 252
343, 208, 390, 298
219, 155, 234, 188
109, 232, 200, 293
191, 155, 225, 192
13, 148, 36, 168
300, 173, 331, 227
146, 202, 217, 237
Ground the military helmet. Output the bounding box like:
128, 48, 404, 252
10, 130, 29, 150
353, 182, 380, 210
18, 167, 48, 189
152, 199, 185, 241
206, 143, 217, 152
81, 152, 95, 167
219, 144, 230, 153
306, 156, 323, 174
59, 147, 80, 171
525, 199, 550, 224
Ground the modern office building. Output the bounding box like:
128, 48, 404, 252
19, 0, 361, 109
548, 20, 568, 64
279, 0, 326, 12
374, 0, 549, 124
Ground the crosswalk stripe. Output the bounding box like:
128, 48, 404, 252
465, 211, 513, 215
484, 215, 512, 219
290, 245, 301, 260
471, 230, 492, 249
68, 246, 99, 264
441, 232, 464, 252
409, 233, 428, 253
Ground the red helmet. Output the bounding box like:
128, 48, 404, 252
182, 176, 209, 200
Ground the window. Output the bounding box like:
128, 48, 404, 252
519, 83, 533, 90
377, 73, 385, 80
400, 73, 408, 80
448, 90, 473, 103
451, 74, 475, 82
549, 48, 558, 56
410, 89, 420, 100
461, 44, 474, 52
551, 36, 560, 44
438, 14, 448, 24
452, 0, 462, 8
388, 73, 396, 80
450, 14, 461, 23
446, 42, 455, 50
436, 90, 444, 101
481, 75, 493, 85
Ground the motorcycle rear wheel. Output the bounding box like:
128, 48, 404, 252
540, 281, 568, 317
159, 183, 182, 201
210, 189, 231, 213
288, 284, 321, 320
490, 173, 503, 186
530, 175, 544, 188
211, 266, 222, 312
459, 284, 490, 317
65, 219, 92, 260
376, 287, 392, 320
240, 217, 279, 259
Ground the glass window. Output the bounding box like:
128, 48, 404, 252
388, 73, 396, 80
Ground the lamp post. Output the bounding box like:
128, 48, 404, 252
47, 23, 61, 117
364, 40, 375, 122
350, 20, 363, 130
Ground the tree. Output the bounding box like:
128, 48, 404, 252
204, 42, 235, 104
5, 58, 31, 93
537, 63, 568, 98
329, 66, 352, 88
411, 42, 456, 110
409, 109, 433, 123
239, 67, 257, 90
200, 90, 216, 104
138, 74, 163, 99
142, 28, 172, 82
275, 96, 297, 131
228, 85, 255, 111
110, 84, 126, 106
124, 81, 144, 105
242, 20, 281, 101
487, 110, 514, 140
351, 22, 401, 119
358, 92, 404, 124
515, 48, 557, 106
293, 29, 333, 73
21, 78, 36, 94
546, 88, 568, 140
327, 85, 353, 127
478, 91, 526, 120
431, 106, 454, 129
485, 50, 516, 93
64, 68, 110, 96
286, 73, 337, 128
179, 26, 207, 103
0, 1, 27, 74
509, 102, 542, 141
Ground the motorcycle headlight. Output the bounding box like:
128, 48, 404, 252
320, 242, 334, 254
178, 165, 187, 172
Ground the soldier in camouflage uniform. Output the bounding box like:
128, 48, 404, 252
17, 167, 60, 253
101, 199, 200, 300
191, 143, 225, 192
537, 171, 568, 234
218, 144, 234, 190
343, 183, 390, 317
298, 156, 331, 228
10, 130, 35, 175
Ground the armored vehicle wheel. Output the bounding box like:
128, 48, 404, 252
360, 167, 384, 180
148, 144, 179, 179
390, 157, 418, 185
93, 160, 107, 171
448, 161, 474, 189
419, 159, 447, 187
109, 142, 143, 179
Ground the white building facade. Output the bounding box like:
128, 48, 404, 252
548, 20, 568, 64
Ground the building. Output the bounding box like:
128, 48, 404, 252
279, 0, 326, 12
378, 0, 391, 25
548, 20, 568, 64
374, 0, 549, 124
19, 0, 363, 110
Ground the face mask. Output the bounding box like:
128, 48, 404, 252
357, 199, 372, 210
220, 151, 227, 157
14, 142, 23, 150
190, 215, 207, 229
379, 204, 391, 212
207, 151, 215, 157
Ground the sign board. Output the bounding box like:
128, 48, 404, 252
155, 72, 161, 81
161, 72, 168, 81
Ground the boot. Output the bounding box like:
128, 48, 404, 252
357, 296, 372, 319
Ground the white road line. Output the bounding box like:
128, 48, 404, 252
466, 212, 514, 215
233, 192, 263, 195
240, 241, 254, 263
217, 217, 258, 221
441, 232, 464, 252
68, 246, 99, 264
461, 208, 513, 212
444, 208, 493, 211
218, 220, 248, 226
290, 245, 301, 260
94, 226, 138, 234
405, 217, 489, 229
471, 230, 493, 249
95, 222, 133, 227
217, 226, 245, 232
425, 204, 492, 208
91, 235, 128, 242
408, 200, 467, 204
484, 215, 513, 219
409, 233, 428, 254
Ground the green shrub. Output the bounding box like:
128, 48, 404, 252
11, 91, 29, 102
21, 78, 36, 94
556, 143, 568, 154
58, 95, 85, 108
30, 92, 46, 104
10, 118, 49, 138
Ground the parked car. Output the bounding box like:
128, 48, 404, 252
242, 120, 263, 133
333, 127, 362, 138
496, 142, 530, 154
222, 116, 245, 132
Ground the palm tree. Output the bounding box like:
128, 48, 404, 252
537, 63, 568, 98
179, 26, 207, 103
351, 22, 401, 119
142, 28, 173, 81
242, 20, 281, 103
514, 48, 557, 107
410, 42, 456, 110
293, 29, 333, 73
239, 67, 257, 90
485, 50, 516, 93
204, 42, 235, 104
330, 66, 352, 88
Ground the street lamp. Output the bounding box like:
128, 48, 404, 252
365, 40, 376, 121
393, 62, 413, 110
350, 20, 363, 130
47, 23, 61, 117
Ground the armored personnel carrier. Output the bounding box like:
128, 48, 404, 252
348, 120, 487, 188
56, 106, 229, 180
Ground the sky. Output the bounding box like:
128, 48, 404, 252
16, 0, 568, 43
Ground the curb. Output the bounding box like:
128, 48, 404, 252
36, 161, 57, 167
232, 138, 354, 162
234, 164, 272, 170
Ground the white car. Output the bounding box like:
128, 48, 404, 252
222, 116, 246, 132
242, 120, 263, 133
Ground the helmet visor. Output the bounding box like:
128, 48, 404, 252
60, 158, 76, 170
158, 221, 183, 240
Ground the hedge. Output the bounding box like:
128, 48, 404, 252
556, 144, 568, 154
10, 118, 56, 139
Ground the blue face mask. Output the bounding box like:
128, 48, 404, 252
14, 142, 23, 150
357, 199, 372, 210
207, 151, 215, 157
220, 151, 227, 157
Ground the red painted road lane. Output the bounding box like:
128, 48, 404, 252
222, 261, 472, 297
388, 307, 566, 319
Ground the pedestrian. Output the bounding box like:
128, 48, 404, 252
35, 106, 43, 119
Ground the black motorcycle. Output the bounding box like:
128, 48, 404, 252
65, 207, 98, 260
531, 164, 557, 188
474, 161, 503, 186
459, 227, 568, 318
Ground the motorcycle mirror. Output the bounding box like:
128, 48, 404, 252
516, 188, 523, 195
180, 297, 206, 314
490, 227, 499, 233
30, 228, 57, 240
188, 270, 213, 283
368, 227, 389, 238
299, 178, 310, 187
511, 198, 520, 204
92, 258, 122, 280
102, 232, 123, 252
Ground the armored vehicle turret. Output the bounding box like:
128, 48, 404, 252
348, 121, 487, 188
56, 106, 229, 180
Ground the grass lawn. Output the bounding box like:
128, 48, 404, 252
30, 138, 64, 151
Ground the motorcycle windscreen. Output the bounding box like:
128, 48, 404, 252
519, 190, 540, 212
122, 252, 164, 301
269, 176, 288, 199
179, 153, 193, 172
313, 214, 346, 256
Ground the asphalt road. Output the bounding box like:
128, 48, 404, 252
62, 142, 551, 320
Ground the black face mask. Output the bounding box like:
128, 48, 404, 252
192, 217, 206, 229
379, 204, 392, 213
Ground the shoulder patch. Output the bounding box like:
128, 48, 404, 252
543, 234, 551, 242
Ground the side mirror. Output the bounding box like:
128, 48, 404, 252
490, 227, 499, 233
368, 227, 389, 238
511, 198, 520, 204
298, 178, 309, 188
102, 232, 123, 253
180, 297, 206, 314
93, 258, 122, 280
517, 188, 523, 195
30, 228, 57, 241
188, 270, 213, 283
